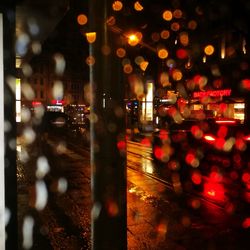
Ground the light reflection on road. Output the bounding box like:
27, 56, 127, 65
127, 140, 156, 175
141, 157, 154, 174
126, 139, 249, 228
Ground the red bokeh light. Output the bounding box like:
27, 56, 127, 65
191, 171, 202, 185
106, 199, 119, 217
242, 217, 250, 228
213, 79, 223, 88
242, 79, 250, 91
154, 146, 163, 160
167, 106, 177, 117
243, 191, 250, 203
140, 138, 151, 147
222, 159, 230, 168
209, 171, 223, 182
191, 125, 203, 138
233, 153, 242, 168
117, 140, 126, 151
193, 74, 202, 85
159, 129, 169, 140
217, 126, 228, 138
176, 48, 188, 59
242, 172, 250, 183
230, 171, 239, 180
219, 103, 227, 113
203, 182, 225, 201
185, 152, 195, 165
215, 138, 225, 150
235, 138, 246, 151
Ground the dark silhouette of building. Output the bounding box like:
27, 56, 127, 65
20, 4, 89, 110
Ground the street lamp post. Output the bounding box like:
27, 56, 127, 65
89, 0, 127, 249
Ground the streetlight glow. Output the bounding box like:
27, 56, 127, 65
86, 32, 96, 43
127, 32, 141, 46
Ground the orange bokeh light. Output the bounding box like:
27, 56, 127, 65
204, 45, 215, 56
162, 10, 173, 21
171, 22, 180, 31
172, 69, 182, 81
173, 9, 182, 18
77, 14, 88, 25
116, 48, 126, 58
158, 48, 169, 59
151, 32, 160, 42
188, 20, 197, 30
134, 1, 144, 11
160, 30, 170, 39
86, 32, 96, 43
112, 1, 123, 11
123, 64, 133, 74
179, 32, 189, 46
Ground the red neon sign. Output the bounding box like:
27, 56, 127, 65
32, 101, 42, 106
193, 89, 231, 98
51, 100, 65, 105
215, 119, 236, 124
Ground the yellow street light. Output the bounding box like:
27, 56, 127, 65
127, 33, 141, 46
86, 32, 96, 43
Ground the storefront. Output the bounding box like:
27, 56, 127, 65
46, 100, 65, 112
189, 89, 245, 123
139, 81, 154, 132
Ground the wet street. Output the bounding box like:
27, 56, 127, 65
17, 136, 250, 249
127, 140, 250, 249
7, 0, 250, 249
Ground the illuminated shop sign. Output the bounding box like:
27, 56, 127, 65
32, 101, 42, 106
193, 89, 231, 98
141, 81, 153, 121
51, 100, 65, 105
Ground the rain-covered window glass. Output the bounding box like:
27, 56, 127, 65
4, 0, 250, 249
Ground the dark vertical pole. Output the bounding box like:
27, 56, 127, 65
244, 96, 250, 127
89, 0, 127, 249
0, 1, 17, 249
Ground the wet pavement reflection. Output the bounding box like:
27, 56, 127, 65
127, 139, 250, 249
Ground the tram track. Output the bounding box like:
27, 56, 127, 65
57, 138, 227, 211
126, 140, 226, 210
